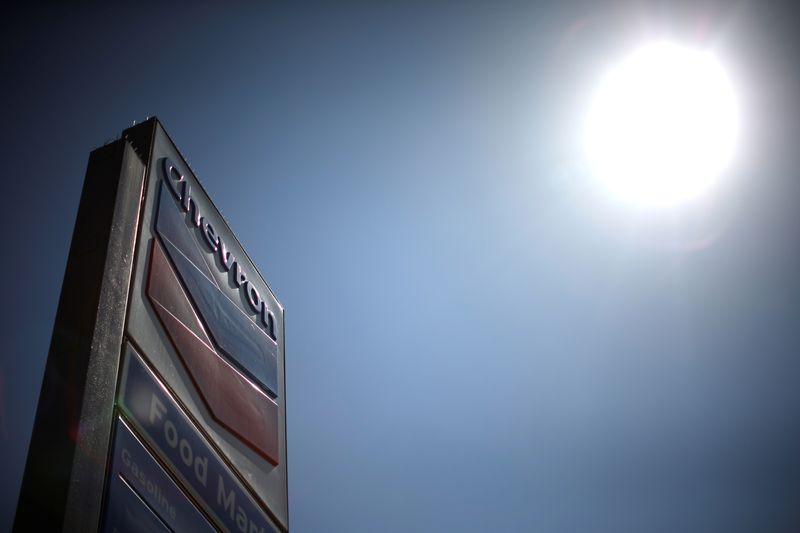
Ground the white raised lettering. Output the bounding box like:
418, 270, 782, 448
195, 455, 208, 487
164, 420, 178, 448
217, 475, 236, 520
149, 395, 166, 425
179, 438, 193, 466
236, 506, 247, 532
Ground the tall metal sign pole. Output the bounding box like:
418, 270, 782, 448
14, 118, 289, 532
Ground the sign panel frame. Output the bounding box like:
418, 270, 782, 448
15, 118, 289, 532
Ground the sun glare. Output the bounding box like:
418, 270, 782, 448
584, 42, 739, 207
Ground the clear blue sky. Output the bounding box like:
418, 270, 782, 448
2, 2, 800, 531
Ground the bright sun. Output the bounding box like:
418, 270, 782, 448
584, 42, 739, 207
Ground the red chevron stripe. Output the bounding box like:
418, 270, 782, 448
147, 239, 279, 465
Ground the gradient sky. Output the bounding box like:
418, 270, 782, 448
2, 2, 800, 531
